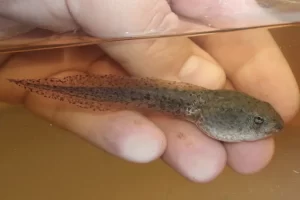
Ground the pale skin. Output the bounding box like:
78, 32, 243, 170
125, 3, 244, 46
0, 0, 299, 182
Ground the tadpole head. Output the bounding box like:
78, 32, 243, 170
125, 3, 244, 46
196, 90, 284, 142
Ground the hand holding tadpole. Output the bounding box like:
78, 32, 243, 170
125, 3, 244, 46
0, 0, 299, 182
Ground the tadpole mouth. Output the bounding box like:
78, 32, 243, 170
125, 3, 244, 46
273, 112, 284, 132
273, 120, 284, 132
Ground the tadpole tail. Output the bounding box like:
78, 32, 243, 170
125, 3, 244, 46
8, 74, 201, 115
8, 74, 204, 91
8, 77, 157, 112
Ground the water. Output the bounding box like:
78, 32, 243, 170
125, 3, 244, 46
1, 24, 300, 200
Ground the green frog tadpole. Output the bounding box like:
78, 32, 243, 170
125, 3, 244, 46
8, 74, 284, 142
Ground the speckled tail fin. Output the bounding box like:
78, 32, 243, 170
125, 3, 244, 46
7, 77, 152, 113
8, 74, 205, 91
7, 74, 204, 114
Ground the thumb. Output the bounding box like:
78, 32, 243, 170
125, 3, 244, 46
64, 0, 226, 88
0, 0, 226, 89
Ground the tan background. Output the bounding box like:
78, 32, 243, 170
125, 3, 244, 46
1, 25, 300, 200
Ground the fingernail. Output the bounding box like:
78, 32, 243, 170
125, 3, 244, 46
178, 55, 226, 89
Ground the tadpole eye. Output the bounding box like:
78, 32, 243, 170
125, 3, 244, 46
254, 116, 264, 125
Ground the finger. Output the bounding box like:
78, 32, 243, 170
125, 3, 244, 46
29, 92, 167, 163
193, 29, 299, 173
102, 37, 225, 88
0, 0, 226, 88
0, 48, 167, 163
0, 0, 203, 37
170, 0, 282, 28
40, 103, 167, 163
63, 0, 226, 89
225, 139, 274, 174
150, 115, 226, 182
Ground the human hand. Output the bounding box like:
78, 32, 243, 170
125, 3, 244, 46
0, 0, 299, 182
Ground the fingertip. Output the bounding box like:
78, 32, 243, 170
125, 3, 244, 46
165, 136, 227, 183
87, 111, 167, 163
179, 55, 226, 89
225, 138, 275, 174
152, 117, 227, 182
32, 99, 167, 163
172, 147, 227, 183
118, 126, 167, 163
